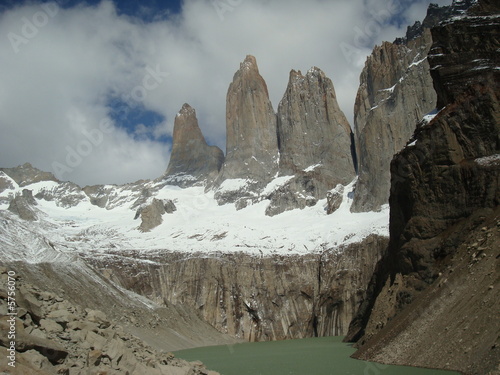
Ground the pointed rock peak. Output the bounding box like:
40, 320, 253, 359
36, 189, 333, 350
177, 103, 196, 118
172, 103, 204, 143
306, 66, 325, 77
277, 64, 355, 190
241, 55, 258, 71
165, 104, 224, 187
214, 54, 278, 195
289, 69, 304, 80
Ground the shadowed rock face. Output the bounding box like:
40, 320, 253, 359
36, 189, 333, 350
351, 27, 437, 212
215, 55, 279, 188
8, 189, 38, 221
277, 68, 355, 186
346, 2, 500, 373
164, 103, 224, 187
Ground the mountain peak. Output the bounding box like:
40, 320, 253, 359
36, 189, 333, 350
164, 104, 224, 187
241, 54, 258, 71
176, 103, 196, 118
1, 163, 59, 187
214, 55, 278, 196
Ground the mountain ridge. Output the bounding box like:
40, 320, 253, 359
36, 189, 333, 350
1, 1, 498, 374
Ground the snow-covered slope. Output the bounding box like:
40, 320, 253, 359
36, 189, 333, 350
0, 174, 388, 262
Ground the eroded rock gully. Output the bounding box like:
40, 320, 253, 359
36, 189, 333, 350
86, 235, 388, 343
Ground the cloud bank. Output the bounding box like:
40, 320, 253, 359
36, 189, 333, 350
0, 0, 451, 186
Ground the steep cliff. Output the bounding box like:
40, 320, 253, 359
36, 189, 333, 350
212, 57, 357, 215
277, 68, 355, 183
346, 3, 500, 374
267, 68, 355, 215
351, 25, 437, 212
86, 235, 388, 343
164, 104, 224, 187
213, 55, 279, 205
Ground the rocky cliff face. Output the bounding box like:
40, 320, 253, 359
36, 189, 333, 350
213, 55, 279, 203
268, 68, 355, 215
211, 57, 356, 215
135, 198, 177, 232
8, 189, 39, 221
346, 2, 500, 374
277, 68, 355, 183
86, 235, 388, 343
164, 104, 224, 187
351, 25, 437, 212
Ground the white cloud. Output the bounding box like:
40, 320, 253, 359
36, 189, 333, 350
0, 0, 451, 186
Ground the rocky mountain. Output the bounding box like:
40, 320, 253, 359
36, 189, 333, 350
211, 55, 356, 215
351, 0, 492, 214
1, 162, 58, 187
164, 104, 224, 187
266, 68, 356, 216
0, 160, 389, 341
346, 2, 500, 374
351, 18, 437, 212
277, 67, 355, 182
212, 55, 279, 206
1, 1, 498, 374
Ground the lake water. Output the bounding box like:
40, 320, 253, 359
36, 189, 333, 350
174, 336, 460, 375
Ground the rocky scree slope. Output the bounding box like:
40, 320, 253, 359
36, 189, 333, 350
346, 2, 500, 374
0, 266, 234, 375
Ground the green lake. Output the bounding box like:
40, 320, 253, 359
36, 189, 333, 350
174, 336, 461, 375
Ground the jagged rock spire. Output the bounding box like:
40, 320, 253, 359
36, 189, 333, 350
277, 67, 355, 185
216, 55, 279, 185
164, 103, 224, 187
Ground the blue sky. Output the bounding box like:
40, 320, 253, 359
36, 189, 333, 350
0, 0, 452, 185
2, 0, 183, 17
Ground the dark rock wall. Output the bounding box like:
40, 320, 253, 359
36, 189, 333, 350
346, 3, 500, 373
351, 28, 437, 212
